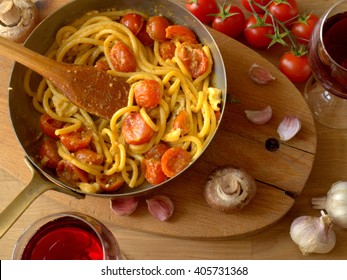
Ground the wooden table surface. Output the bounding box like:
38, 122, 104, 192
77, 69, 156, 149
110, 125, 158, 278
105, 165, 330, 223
1, 0, 346, 260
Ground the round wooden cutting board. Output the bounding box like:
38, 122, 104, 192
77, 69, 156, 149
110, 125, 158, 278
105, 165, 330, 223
0, 22, 316, 240
49, 29, 317, 239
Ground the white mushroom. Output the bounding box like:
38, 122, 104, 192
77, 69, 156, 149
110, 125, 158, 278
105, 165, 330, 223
204, 166, 257, 213
0, 0, 40, 43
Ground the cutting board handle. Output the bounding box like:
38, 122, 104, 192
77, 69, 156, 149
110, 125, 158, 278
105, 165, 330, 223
0, 158, 84, 240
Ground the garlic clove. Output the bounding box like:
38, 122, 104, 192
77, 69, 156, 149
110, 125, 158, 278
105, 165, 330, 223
277, 116, 301, 141
146, 195, 174, 221
290, 211, 336, 255
245, 105, 272, 125
249, 63, 275, 84
110, 197, 139, 216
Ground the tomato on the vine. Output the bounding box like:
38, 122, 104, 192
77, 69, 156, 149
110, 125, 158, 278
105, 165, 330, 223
241, 0, 271, 14
268, 0, 299, 26
185, 0, 219, 24
211, 4, 246, 38
291, 13, 319, 45
244, 14, 275, 48
279, 51, 311, 83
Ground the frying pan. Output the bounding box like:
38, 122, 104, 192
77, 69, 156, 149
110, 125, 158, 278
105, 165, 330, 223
0, 0, 227, 238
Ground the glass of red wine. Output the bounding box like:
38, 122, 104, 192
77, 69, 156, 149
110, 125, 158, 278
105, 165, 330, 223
12, 212, 122, 260
304, 0, 347, 129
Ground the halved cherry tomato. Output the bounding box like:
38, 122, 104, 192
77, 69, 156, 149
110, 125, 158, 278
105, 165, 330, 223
74, 149, 104, 165
122, 112, 154, 145
161, 147, 191, 178
141, 158, 168, 185
146, 16, 170, 42
268, 0, 298, 26
134, 79, 162, 109
97, 173, 124, 192
241, 0, 271, 14
120, 13, 144, 35
159, 41, 176, 60
136, 22, 154, 46
40, 113, 64, 139
165, 25, 198, 44
244, 14, 275, 48
39, 138, 62, 169
177, 42, 209, 79
110, 41, 137, 72
60, 127, 93, 152
144, 142, 169, 160
94, 60, 110, 71
185, 0, 219, 24
291, 13, 319, 45
173, 110, 190, 136
56, 160, 89, 185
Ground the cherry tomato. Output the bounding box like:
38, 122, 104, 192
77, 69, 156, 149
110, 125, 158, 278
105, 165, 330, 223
120, 13, 144, 35
141, 158, 168, 185
177, 42, 209, 79
165, 25, 198, 44
212, 5, 246, 38
122, 112, 154, 145
244, 14, 275, 48
173, 110, 190, 136
134, 80, 162, 109
60, 127, 93, 152
56, 160, 89, 185
279, 52, 311, 83
146, 16, 170, 42
159, 41, 176, 60
74, 149, 104, 165
96, 173, 124, 192
144, 142, 170, 160
291, 13, 319, 45
185, 0, 219, 24
161, 147, 191, 178
110, 41, 137, 72
268, 0, 298, 26
94, 59, 110, 71
40, 113, 64, 139
136, 21, 154, 46
242, 0, 271, 14
39, 139, 61, 169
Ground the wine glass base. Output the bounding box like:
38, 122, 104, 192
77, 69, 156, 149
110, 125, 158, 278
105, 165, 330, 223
304, 75, 347, 129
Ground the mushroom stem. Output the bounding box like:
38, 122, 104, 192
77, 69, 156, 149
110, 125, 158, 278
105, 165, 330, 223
0, 0, 21, 26
0, 0, 39, 43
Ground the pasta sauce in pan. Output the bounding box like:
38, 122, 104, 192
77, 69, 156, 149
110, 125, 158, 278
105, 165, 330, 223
25, 9, 222, 193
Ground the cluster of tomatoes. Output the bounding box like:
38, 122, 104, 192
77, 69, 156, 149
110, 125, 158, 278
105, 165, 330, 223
185, 0, 319, 83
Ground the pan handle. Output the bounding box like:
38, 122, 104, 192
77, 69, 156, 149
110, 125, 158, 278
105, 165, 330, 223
0, 157, 84, 239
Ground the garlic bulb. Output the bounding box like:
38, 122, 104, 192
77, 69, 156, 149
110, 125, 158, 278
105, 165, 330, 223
290, 211, 336, 255
312, 181, 347, 228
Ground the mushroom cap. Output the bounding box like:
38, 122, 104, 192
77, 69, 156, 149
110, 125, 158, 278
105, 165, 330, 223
204, 165, 257, 213
0, 0, 40, 43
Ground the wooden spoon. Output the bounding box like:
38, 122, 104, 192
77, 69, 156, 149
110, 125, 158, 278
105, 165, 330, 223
0, 36, 129, 120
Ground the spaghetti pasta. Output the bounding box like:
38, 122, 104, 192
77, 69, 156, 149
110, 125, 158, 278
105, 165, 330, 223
25, 9, 223, 193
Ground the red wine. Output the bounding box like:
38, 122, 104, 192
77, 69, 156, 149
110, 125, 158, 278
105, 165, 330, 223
21, 216, 104, 260
323, 12, 347, 69
309, 11, 347, 99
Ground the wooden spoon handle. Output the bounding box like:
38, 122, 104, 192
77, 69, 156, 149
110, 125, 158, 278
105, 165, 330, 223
0, 36, 63, 80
